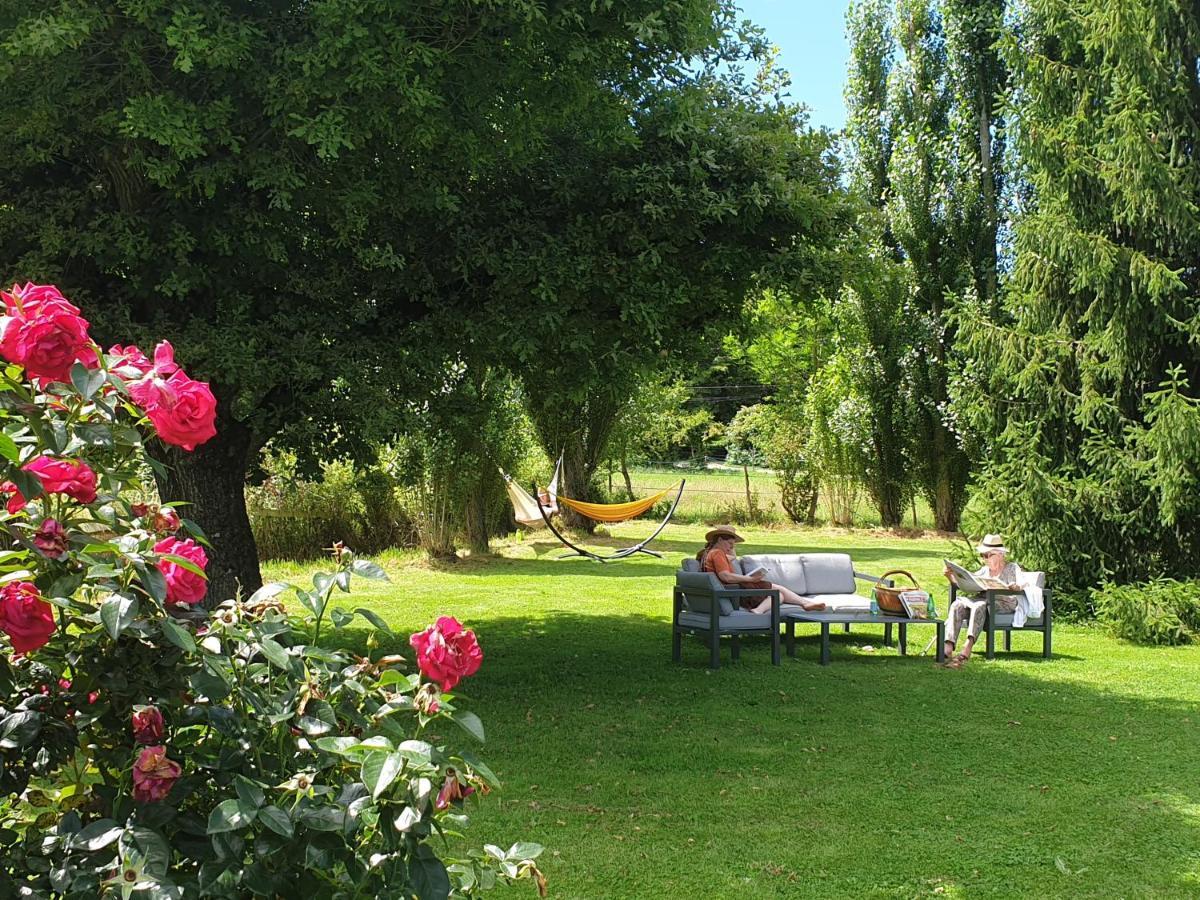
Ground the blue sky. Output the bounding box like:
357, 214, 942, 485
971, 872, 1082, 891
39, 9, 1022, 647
735, 0, 852, 132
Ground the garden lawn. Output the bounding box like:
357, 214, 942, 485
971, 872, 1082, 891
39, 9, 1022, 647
265, 524, 1200, 899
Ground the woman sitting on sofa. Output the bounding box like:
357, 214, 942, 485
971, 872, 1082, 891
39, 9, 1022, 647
697, 525, 825, 614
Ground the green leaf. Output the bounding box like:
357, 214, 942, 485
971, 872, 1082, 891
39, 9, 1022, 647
361, 750, 404, 799
506, 842, 544, 861
207, 798, 255, 834
73, 819, 121, 851
351, 559, 389, 580
452, 711, 485, 743
162, 553, 208, 580
258, 638, 292, 671
0, 432, 19, 463
160, 618, 196, 653
180, 517, 210, 546
313, 572, 334, 595
235, 776, 265, 812
70, 362, 106, 399
248, 582, 290, 605
0, 711, 40, 750
9, 470, 42, 503
47, 572, 84, 600
136, 563, 168, 604
256, 805, 293, 839
409, 844, 451, 900
334, 570, 351, 592
354, 607, 393, 634
330, 607, 353, 629
100, 593, 138, 640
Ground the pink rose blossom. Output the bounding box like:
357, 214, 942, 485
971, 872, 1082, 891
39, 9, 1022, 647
132, 706, 164, 744
409, 616, 483, 692
132, 746, 181, 803
18, 456, 98, 506
0, 581, 56, 654
135, 370, 217, 451
0, 283, 96, 384
33, 518, 69, 558
153, 536, 208, 605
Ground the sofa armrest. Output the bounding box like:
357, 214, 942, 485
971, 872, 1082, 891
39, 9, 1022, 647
854, 570, 894, 588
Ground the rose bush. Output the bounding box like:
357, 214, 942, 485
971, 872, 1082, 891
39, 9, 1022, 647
0, 285, 543, 898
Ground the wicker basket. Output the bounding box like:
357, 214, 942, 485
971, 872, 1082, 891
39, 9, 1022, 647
873, 569, 921, 616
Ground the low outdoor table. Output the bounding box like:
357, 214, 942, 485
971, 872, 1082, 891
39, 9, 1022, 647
783, 610, 945, 665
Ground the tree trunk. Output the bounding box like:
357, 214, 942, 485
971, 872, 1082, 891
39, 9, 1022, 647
150, 404, 262, 604
559, 441, 596, 533
621, 451, 634, 501
463, 489, 490, 556
877, 484, 904, 529
743, 465, 754, 519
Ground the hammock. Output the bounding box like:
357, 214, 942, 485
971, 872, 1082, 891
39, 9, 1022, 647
500, 459, 560, 528
499, 455, 685, 561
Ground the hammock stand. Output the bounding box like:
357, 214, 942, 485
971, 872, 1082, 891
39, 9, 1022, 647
535, 479, 686, 562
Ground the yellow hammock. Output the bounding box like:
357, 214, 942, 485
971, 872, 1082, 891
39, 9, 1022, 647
554, 483, 680, 523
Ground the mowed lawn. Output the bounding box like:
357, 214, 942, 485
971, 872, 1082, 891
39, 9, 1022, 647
264, 524, 1200, 899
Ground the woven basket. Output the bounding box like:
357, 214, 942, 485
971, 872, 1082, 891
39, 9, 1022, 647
873, 569, 920, 616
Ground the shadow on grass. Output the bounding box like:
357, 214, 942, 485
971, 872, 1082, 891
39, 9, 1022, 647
442, 611, 1198, 896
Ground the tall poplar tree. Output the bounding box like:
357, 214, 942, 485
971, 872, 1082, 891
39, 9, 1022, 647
887, 0, 973, 531
958, 0, 1200, 599
843, 0, 913, 527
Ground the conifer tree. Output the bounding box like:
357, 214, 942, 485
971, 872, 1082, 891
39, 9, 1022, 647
958, 0, 1200, 599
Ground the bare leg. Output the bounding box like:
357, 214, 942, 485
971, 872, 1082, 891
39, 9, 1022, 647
775, 583, 825, 611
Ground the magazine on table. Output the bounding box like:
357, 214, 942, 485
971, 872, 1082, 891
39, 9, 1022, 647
944, 559, 1009, 593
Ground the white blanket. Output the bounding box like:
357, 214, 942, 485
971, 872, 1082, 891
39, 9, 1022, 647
1013, 573, 1044, 629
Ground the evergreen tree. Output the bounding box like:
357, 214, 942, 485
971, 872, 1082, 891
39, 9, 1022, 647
958, 0, 1200, 602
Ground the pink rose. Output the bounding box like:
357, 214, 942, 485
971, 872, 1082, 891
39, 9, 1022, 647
108, 344, 152, 377
132, 706, 164, 744
19, 457, 98, 506
142, 373, 217, 452
409, 617, 483, 691
0, 581, 56, 654
33, 518, 68, 558
0, 283, 95, 384
132, 745, 181, 803
153, 536, 208, 605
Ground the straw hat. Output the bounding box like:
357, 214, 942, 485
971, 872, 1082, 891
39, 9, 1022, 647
976, 534, 1009, 556
705, 524, 745, 544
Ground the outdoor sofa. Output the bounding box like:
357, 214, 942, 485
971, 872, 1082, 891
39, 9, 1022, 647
672, 552, 894, 668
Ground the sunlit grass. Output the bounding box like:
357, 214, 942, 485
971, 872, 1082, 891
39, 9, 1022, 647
264, 522, 1200, 898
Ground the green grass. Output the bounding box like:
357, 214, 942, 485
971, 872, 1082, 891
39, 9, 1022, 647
265, 523, 1200, 898
620, 465, 940, 529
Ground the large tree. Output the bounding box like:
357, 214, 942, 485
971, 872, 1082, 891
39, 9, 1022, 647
887, 0, 973, 531
842, 0, 913, 527
957, 0, 1200, 600
0, 0, 750, 593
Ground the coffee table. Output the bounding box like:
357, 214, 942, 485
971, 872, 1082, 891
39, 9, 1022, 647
783, 610, 945, 665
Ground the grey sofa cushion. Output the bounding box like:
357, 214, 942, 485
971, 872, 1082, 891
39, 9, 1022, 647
994, 613, 1044, 628
800, 553, 856, 595
675, 569, 735, 615
677, 611, 773, 632
740, 554, 805, 594
680, 558, 700, 573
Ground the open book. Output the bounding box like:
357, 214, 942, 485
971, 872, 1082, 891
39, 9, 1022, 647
944, 559, 1009, 593
744, 565, 767, 581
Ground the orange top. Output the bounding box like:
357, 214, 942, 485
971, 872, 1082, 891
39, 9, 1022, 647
702, 550, 734, 580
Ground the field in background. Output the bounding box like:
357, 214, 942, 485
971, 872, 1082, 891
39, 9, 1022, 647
615, 464, 939, 529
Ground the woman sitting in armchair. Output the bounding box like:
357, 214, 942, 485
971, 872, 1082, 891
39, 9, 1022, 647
941, 534, 1024, 668
697, 525, 825, 615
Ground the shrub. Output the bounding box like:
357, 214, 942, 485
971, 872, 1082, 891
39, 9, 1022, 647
248, 449, 417, 561
1094, 578, 1200, 646
0, 283, 544, 898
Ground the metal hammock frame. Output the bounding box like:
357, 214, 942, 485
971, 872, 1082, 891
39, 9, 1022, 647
534, 479, 686, 562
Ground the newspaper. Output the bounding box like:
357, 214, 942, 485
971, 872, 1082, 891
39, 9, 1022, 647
944, 559, 1008, 593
